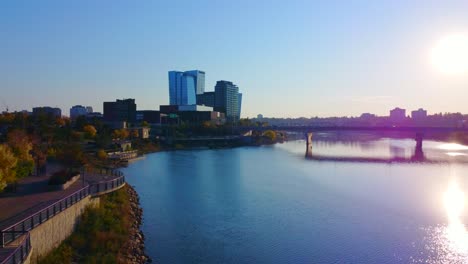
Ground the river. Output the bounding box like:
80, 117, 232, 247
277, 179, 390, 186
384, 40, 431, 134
123, 132, 468, 263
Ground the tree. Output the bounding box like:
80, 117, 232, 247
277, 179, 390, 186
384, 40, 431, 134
56, 143, 86, 172
0, 144, 17, 192
7, 130, 34, 179
112, 129, 129, 140
97, 149, 107, 160
263, 130, 277, 141
7, 129, 33, 160
74, 115, 87, 130
131, 129, 139, 139
83, 125, 97, 139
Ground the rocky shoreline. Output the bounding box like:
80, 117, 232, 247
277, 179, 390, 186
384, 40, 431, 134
120, 185, 152, 263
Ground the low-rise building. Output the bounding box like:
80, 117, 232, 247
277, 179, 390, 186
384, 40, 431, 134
32, 107, 61, 118
411, 108, 427, 120
389, 107, 406, 122
70, 105, 93, 119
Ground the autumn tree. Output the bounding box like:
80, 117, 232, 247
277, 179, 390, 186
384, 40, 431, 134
97, 149, 107, 160
83, 125, 97, 139
131, 129, 139, 139
0, 145, 17, 192
112, 129, 129, 140
263, 130, 277, 141
7, 130, 34, 179
56, 143, 86, 172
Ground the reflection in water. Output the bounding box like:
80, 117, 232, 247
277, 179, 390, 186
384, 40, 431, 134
417, 181, 468, 263
438, 143, 468, 151
446, 152, 468, 157
443, 181, 468, 255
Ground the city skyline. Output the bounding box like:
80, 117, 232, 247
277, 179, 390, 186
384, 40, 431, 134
1, 1, 468, 117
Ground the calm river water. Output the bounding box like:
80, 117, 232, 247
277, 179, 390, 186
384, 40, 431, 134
123, 133, 468, 264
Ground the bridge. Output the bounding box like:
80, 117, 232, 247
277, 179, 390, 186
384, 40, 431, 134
248, 125, 468, 133
304, 132, 468, 164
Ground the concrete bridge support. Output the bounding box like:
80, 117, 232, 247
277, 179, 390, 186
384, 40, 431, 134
412, 132, 425, 161
305, 132, 313, 157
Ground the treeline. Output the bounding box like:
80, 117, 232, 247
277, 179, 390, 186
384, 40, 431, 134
0, 113, 114, 191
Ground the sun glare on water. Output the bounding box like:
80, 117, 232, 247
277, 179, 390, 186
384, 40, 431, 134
443, 180, 468, 254
431, 33, 468, 75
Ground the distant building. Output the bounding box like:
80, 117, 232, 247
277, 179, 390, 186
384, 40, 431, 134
103, 99, 137, 123
159, 105, 179, 114
169, 70, 205, 106
136, 110, 161, 124
178, 105, 213, 112
86, 112, 102, 119
360, 113, 376, 119
70, 105, 93, 119
257, 114, 264, 120
159, 105, 225, 125
196, 92, 215, 107
32, 107, 61, 118
389, 107, 406, 121
214, 80, 242, 122
411, 108, 427, 120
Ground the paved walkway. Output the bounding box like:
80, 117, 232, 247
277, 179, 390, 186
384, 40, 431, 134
0, 164, 116, 230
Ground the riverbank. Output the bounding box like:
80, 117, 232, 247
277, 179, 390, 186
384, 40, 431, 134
38, 185, 150, 263
121, 185, 151, 263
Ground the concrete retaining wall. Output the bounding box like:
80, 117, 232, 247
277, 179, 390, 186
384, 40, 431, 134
28, 196, 100, 263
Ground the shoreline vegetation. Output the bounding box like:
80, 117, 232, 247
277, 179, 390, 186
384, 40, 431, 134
38, 185, 150, 264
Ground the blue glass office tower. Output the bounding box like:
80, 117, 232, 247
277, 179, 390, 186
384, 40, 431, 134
184, 70, 205, 95
169, 71, 197, 105
169, 70, 206, 106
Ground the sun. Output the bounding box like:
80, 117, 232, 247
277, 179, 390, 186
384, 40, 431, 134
431, 33, 468, 75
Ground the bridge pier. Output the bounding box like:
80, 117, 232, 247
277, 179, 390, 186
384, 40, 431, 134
305, 132, 313, 157
412, 132, 425, 161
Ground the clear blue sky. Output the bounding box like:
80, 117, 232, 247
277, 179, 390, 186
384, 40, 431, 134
1, 0, 468, 118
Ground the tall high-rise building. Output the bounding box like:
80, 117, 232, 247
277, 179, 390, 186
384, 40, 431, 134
214, 81, 242, 122
103, 99, 137, 123
169, 70, 205, 105
185, 70, 205, 95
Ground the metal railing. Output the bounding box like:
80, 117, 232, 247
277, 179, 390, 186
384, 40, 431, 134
84, 167, 123, 177
0, 168, 126, 264
0, 232, 31, 264
1, 186, 89, 247
89, 175, 125, 195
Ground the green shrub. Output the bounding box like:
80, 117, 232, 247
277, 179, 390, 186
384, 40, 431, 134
39, 187, 131, 263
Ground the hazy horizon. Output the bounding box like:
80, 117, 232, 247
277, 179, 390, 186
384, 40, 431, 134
1, 0, 468, 118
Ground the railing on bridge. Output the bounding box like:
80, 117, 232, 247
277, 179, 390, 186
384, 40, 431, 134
1, 186, 89, 247
0, 167, 125, 264
84, 167, 124, 177
0, 232, 32, 264
89, 175, 125, 195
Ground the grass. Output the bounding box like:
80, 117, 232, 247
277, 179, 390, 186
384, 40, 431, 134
38, 186, 131, 264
